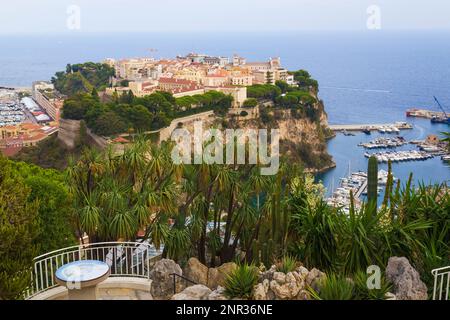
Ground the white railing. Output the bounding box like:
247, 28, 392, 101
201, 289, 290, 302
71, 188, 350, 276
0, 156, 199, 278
432, 266, 450, 300
25, 241, 163, 299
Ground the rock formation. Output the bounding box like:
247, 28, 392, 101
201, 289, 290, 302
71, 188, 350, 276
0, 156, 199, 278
149, 259, 183, 300
385, 256, 428, 300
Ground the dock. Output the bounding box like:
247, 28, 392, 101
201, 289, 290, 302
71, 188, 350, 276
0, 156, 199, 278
406, 108, 445, 119
329, 122, 412, 132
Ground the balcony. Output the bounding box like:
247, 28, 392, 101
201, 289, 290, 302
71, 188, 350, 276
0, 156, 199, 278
26, 242, 163, 300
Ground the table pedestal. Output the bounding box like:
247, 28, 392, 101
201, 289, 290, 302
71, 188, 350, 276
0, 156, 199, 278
67, 286, 98, 300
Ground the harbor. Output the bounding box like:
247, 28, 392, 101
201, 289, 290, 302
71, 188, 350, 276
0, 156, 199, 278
326, 169, 393, 214
358, 137, 407, 149
329, 122, 412, 133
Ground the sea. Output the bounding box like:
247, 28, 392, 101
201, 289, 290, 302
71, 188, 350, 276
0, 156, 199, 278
1, 31, 450, 193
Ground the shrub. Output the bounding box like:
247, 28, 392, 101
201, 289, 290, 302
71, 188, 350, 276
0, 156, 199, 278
309, 273, 355, 300
353, 271, 392, 300
276, 255, 298, 274
224, 264, 259, 299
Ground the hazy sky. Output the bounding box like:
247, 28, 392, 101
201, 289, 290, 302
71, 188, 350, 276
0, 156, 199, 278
1, 0, 449, 34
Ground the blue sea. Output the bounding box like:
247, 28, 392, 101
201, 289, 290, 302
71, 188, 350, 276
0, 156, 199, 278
1, 31, 450, 191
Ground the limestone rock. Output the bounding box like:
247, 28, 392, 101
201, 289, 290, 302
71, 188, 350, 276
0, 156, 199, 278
385, 292, 397, 300
386, 257, 428, 300
183, 257, 209, 286
171, 285, 212, 300
253, 279, 270, 300
207, 262, 237, 289
149, 259, 183, 300
208, 286, 228, 300
306, 268, 326, 291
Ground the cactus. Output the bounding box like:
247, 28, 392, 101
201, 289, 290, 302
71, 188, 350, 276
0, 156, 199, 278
367, 156, 379, 206
382, 160, 394, 208
251, 239, 260, 265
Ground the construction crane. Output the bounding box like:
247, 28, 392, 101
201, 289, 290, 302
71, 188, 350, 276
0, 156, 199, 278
432, 96, 450, 125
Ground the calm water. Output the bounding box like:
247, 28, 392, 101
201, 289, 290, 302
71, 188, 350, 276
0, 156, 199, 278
1, 31, 449, 191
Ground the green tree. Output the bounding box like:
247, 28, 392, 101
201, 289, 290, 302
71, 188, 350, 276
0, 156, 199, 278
242, 98, 258, 108
0, 156, 39, 300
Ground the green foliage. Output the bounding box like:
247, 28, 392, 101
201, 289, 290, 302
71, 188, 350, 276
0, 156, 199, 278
242, 98, 258, 108
353, 271, 392, 300
52, 62, 115, 96
63, 85, 232, 136
247, 84, 281, 100
224, 264, 259, 299
310, 273, 355, 300
0, 156, 39, 300
275, 80, 289, 93
290, 70, 319, 91
276, 255, 298, 273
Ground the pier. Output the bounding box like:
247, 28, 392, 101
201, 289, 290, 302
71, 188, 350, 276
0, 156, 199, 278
329, 122, 412, 132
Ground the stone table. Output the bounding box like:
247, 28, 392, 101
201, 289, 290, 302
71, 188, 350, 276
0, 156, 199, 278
55, 260, 110, 300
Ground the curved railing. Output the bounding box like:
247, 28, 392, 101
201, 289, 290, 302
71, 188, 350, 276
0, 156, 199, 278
25, 241, 163, 299
432, 266, 450, 300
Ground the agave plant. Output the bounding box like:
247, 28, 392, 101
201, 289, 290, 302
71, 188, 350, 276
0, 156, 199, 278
276, 255, 298, 274
353, 270, 392, 300
309, 273, 355, 300
224, 264, 259, 299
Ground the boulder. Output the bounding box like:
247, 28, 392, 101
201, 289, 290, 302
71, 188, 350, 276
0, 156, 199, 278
385, 257, 428, 300
208, 286, 228, 300
171, 285, 212, 300
306, 268, 326, 291
269, 272, 302, 300
253, 279, 270, 300
150, 259, 183, 300
183, 257, 209, 286
207, 262, 237, 289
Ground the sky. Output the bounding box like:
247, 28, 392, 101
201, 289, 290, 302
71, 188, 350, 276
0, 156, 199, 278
1, 0, 449, 34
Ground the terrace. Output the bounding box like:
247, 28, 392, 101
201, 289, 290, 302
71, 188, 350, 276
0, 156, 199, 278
26, 242, 163, 300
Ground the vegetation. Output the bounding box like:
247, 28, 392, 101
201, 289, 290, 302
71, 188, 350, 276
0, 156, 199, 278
224, 264, 259, 299
0, 156, 39, 300
276, 255, 298, 274
367, 156, 378, 205
242, 98, 258, 108
309, 273, 355, 300
52, 62, 115, 96
0, 156, 75, 299
290, 70, 319, 91
62, 90, 233, 136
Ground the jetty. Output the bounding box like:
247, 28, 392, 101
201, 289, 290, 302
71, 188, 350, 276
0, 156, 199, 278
329, 122, 412, 132
406, 108, 445, 119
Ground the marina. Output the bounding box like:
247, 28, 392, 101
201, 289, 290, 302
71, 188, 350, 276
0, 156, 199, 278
364, 150, 435, 163
326, 169, 394, 214
330, 122, 412, 133
358, 136, 407, 149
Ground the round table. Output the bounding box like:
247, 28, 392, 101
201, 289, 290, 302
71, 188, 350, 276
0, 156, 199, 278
55, 260, 110, 300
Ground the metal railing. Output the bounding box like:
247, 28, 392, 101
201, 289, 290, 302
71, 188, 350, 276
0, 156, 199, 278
170, 273, 197, 294
432, 266, 450, 300
25, 241, 163, 299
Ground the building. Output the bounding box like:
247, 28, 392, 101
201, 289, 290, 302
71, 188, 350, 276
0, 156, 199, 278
32, 81, 64, 123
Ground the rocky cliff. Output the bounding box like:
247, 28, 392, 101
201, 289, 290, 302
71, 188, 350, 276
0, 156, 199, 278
225, 98, 335, 173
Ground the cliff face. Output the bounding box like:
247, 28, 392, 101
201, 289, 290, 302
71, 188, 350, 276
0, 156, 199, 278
226, 98, 335, 173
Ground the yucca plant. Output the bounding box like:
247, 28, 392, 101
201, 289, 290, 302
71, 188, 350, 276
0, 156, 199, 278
309, 273, 355, 300
353, 271, 392, 300
224, 264, 259, 299
276, 255, 298, 274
